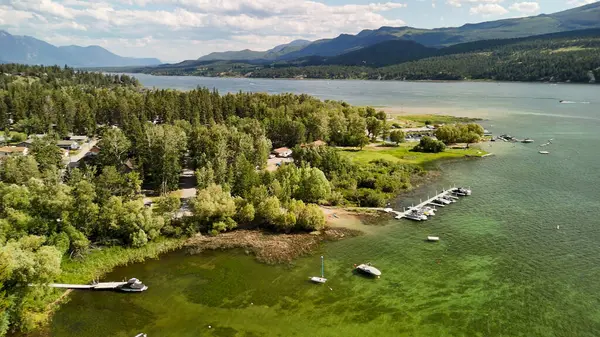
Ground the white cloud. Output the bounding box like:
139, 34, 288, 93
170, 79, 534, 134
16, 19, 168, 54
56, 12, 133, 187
509, 2, 540, 13
566, 0, 596, 6
446, 0, 504, 8
469, 3, 509, 15
0, 0, 409, 62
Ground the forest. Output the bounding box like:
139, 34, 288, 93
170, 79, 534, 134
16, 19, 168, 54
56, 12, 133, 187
136, 30, 600, 83
0, 65, 425, 335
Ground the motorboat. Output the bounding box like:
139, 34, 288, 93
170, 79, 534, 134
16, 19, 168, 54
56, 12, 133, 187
427, 236, 440, 242
539, 151, 549, 154
453, 187, 472, 196
355, 263, 382, 277
434, 197, 452, 205
404, 209, 428, 221
522, 138, 534, 143
420, 206, 436, 216
118, 278, 148, 292
310, 256, 327, 284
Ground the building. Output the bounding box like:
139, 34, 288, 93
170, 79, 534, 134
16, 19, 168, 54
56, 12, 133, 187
301, 140, 327, 148
16, 139, 35, 148
0, 146, 28, 157
69, 135, 90, 143
87, 146, 101, 157
57, 140, 80, 150
272, 147, 292, 158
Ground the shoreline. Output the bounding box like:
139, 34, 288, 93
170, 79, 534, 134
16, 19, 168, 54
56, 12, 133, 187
129, 72, 599, 86
32, 112, 489, 334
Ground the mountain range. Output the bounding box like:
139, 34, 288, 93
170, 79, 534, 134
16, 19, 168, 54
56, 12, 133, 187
0, 30, 161, 67
190, 2, 600, 63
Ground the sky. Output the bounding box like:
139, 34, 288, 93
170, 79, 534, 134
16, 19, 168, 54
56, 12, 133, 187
0, 0, 596, 62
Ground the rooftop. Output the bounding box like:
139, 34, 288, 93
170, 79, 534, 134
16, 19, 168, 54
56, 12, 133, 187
0, 146, 27, 153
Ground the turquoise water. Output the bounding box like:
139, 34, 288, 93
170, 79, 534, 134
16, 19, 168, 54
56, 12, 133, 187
50, 78, 600, 337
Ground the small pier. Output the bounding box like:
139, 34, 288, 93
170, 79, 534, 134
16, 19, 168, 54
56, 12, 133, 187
48, 282, 128, 290
39, 278, 148, 292
378, 187, 471, 220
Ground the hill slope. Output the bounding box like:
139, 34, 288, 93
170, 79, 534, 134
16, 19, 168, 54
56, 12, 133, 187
0, 30, 161, 67
198, 40, 310, 61
194, 2, 600, 62
248, 29, 600, 83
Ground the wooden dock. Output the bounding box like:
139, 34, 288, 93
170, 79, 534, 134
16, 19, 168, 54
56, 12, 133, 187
47, 282, 128, 290
377, 187, 470, 220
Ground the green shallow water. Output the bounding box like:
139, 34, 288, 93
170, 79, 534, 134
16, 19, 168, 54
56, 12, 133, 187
49, 80, 600, 337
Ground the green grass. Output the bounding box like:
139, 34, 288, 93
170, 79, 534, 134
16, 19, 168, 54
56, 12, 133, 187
338, 142, 487, 166
59, 238, 185, 284
395, 114, 481, 126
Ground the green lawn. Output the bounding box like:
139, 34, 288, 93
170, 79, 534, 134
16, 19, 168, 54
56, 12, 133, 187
395, 114, 481, 126
339, 142, 487, 166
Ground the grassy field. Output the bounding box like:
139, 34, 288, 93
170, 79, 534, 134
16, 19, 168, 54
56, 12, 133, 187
394, 114, 481, 127
339, 142, 487, 166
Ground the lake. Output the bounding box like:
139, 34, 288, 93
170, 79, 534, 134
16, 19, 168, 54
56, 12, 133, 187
49, 77, 600, 337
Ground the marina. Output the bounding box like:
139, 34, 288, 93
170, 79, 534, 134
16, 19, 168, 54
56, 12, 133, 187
381, 187, 471, 221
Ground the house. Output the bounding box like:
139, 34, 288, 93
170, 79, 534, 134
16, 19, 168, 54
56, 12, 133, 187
87, 146, 101, 157
0, 146, 28, 157
16, 139, 35, 148
57, 140, 80, 150
272, 147, 292, 158
122, 158, 136, 173
301, 140, 327, 148
69, 135, 90, 143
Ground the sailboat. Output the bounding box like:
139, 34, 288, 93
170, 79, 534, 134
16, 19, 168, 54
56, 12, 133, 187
310, 256, 327, 283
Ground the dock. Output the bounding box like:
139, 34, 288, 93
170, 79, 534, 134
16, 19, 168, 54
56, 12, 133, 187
377, 187, 470, 220
47, 282, 128, 290
37, 278, 148, 292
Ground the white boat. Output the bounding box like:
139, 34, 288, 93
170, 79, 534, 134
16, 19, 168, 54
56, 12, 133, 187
427, 236, 440, 242
356, 263, 382, 277
134, 334, 147, 337
404, 209, 427, 221
453, 187, 472, 196
439, 195, 456, 203
434, 197, 452, 205
539, 151, 549, 154
420, 206, 436, 216
522, 138, 534, 143
118, 278, 148, 292
310, 256, 327, 284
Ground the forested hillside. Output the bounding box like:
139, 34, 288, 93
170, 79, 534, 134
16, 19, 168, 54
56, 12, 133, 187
134, 29, 600, 83
249, 30, 600, 83
0, 64, 421, 335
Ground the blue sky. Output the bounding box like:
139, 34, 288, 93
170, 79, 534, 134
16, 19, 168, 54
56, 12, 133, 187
0, 0, 596, 62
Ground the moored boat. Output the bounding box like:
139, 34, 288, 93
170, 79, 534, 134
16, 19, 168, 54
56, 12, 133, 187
420, 206, 436, 216
118, 278, 148, 292
355, 263, 382, 277
453, 187, 472, 196
310, 256, 327, 284
522, 138, 534, 143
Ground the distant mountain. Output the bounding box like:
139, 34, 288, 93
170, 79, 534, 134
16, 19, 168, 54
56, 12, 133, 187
0, 30, 161, 67
196, 2, 600, 62
198, 39, 310, 61
319, 40, 435, 67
